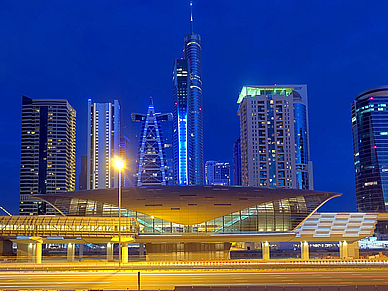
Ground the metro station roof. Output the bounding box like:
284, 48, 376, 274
36, 186, 341, 225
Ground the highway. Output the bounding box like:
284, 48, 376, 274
0, 270, 387, 290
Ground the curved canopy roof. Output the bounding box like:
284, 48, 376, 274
36, 186, 341, 225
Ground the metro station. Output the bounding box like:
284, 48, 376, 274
0, 185, 384, 263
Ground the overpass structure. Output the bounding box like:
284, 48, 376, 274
1, 186, 386, 263
0, 216, 137, 263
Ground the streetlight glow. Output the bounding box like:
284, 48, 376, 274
113, 157, 125, 171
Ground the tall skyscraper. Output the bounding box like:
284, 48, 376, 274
237, 85, 313, 189
79, 155, 87, 190
172, 2, 203, 185
205, 161, 231, 186
233, 138, 242, 186
352, 86, 388, 213
87, 99, 120, 189
132, 97, 172, 186
119, 136, 131, 187
19, 96, 76, 215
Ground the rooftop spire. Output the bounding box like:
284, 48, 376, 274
190, 1, 193, 34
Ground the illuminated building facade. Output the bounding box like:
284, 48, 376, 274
352, 86, 388, 213
19, 96, 76, 215
172, 2, 203, 185
205, 161, 231, 186
78, 155, 87, 190
238, 85, 312, 189
132, 97, 172, 186
87, 99, 120, 189
233, 138, 242, 185
119, 136, 131, 187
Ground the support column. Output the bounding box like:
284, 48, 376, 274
261, 241, 270, 260
67, 243, 75, 262
79, 244, 83, 260
339, 241, 348, 259
139, 243, 144, 256
35, 242, 42, 264
301, 241, 309, 260
122, 243, 128, 263
107, 242, 114, 261
347, 241, 359, 259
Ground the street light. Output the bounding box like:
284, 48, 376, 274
113, 157, 125, 267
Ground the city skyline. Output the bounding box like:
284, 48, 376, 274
1, 0, 388, 214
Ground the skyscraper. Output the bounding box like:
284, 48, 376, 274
173, 2, 203, 185
233, 138, 242, 186
87, 99, 120, 189
352, 86, 388, 213
19, 96, 76, 215
119, 136, 131, 187
205, 161, 231, 186
132, 97, 172, 186
79, 155, 87, 190
237, 85, 313, 189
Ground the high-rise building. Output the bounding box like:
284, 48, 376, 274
352, 86, 388, 213
205, 161, 231, 186
79, 155, 87, 190
233, 138, 242, 186
172, 2, 203, 185
119, 136, 131, 187
237, 85, 313, 189
19, 96, 76, 215
132, 97, 172, 186
87, 99, 120, 189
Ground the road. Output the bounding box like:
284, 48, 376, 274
0, 270, 387, 290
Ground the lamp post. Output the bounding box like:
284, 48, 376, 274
114, 157, 125, 267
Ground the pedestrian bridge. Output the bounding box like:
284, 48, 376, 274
0, 216, 137, 237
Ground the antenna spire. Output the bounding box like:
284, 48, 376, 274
190, 1, 193, 34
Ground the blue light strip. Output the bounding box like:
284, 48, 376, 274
178, 113, 188, 184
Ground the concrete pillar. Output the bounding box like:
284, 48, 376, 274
301, 241, 309, 260
67, 243, 75, 262
107, 242, 114, 261
347, 241, 359, 259
79, 244, 83, 260
261, 241, 270, 260
122, 243, 128, 263
339, 241, 348, 259
139, 243, 144, 256
0, 239, 13, 256
35, 242, 42, 264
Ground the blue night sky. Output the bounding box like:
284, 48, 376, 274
0, 0, 387, 215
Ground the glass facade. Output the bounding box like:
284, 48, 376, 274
19, 96, 76, 215
352, 86, 388, 212
173, 59, 189, 185
172, 11, 203, 186
48, 192, 332, 234
294, 93, 310, 189
233, 138, 242, 186
184, 33, 203, 186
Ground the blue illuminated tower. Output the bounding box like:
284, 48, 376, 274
132, 97, 172, 186
173, 2, 203, 185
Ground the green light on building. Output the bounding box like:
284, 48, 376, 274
237, 86, 294, 104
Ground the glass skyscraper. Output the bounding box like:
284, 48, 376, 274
87, 99, 121, 189
233, 138, 242, 186
205, 161, 231, 186
172, 3, 203, 185
237, 85, 313, 189
19, 96, 76, 215
352, 86, 388, 213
